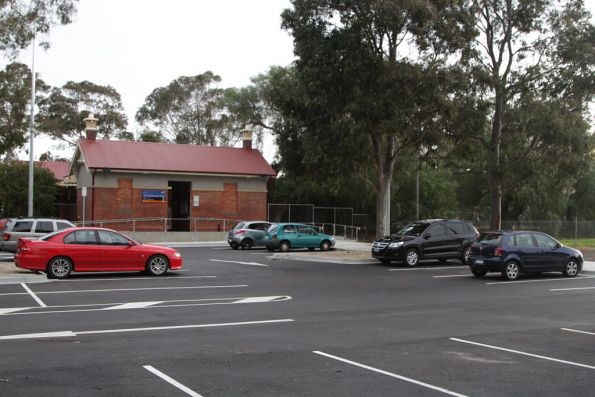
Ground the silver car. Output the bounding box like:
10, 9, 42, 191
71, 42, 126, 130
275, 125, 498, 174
1, 218, 76, 252
227, 221, 272, 250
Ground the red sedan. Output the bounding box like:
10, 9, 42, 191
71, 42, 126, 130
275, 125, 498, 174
15, 227, 183, 279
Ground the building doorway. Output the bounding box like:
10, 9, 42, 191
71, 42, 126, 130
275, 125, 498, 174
168, 181, 191, 231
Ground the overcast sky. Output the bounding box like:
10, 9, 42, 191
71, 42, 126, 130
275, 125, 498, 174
5, 0, 595, 162
9, 0, 295, 161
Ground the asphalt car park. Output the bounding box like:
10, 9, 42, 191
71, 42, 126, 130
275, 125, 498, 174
1, 246, 595, 396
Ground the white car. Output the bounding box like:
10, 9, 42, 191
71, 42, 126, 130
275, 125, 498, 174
1, 218, 76, 252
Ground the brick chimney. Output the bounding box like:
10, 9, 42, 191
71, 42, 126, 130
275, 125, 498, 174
83, 113, 99, 141
242, 124, 253, 149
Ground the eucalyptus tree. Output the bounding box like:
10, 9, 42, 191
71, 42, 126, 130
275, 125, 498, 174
282, 0, 474, 236
0, 62, 47, 158
136, 71, 237, 146
464, 0, 595, 229
0, 0, 78, 57
138, 130, 164, 143
36, 81, 129, 146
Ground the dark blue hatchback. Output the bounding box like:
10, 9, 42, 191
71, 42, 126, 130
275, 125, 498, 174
469, 231, 583, 280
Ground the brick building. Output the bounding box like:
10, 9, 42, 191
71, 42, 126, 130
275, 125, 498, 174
70, 116, 276, 231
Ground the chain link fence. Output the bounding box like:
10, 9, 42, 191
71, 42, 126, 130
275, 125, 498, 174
474, 219, 593, 240
389, 219, 595, 241
268, 203, 366, 240
268, 203, 315, 224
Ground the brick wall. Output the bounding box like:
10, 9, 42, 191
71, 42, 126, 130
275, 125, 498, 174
223, 183, 238, 216
89, 178, 168, 231
238, 191, 267, 220
82, 178, 267, 232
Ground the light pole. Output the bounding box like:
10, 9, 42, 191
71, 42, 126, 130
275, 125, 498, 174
415, 146, 428, 220
27, 34, 36, 217
416, 155, 420, 220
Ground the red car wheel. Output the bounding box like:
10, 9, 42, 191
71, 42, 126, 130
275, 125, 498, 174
47, 256, 73, 279
146, 255, 168, 276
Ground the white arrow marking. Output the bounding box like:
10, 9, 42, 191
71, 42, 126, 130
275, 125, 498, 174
0, 307, 31, 315
105, 301, 164, 310
0, 295, 292, 316
210, 259, 268, 267
233, 296, 287, 304
0, 331, 77, 340
0, 319, 294, 340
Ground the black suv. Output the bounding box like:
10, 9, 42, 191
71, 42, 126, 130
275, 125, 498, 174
372, 219, 479, 266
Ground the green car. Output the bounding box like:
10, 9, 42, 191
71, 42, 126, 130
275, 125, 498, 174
263, 223, 335, 252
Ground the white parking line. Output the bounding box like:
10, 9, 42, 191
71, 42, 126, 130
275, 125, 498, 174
39, 285, 247, 294
21, 283, 46, 307
550, 286, 595, 292
0, 285, 247, 297
485, 275, 595, 285
450, 338, 595, 370
561, 328, 595, 336
433, 275, 470, 278
389, 266, 464, 272
0, 318, 295, 340
56, 275, 216, 282
144, 365, 202, 397
210, 259, 268, 267
313, 351, 467, 397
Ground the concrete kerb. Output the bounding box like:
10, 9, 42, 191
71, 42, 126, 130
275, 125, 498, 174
0, 262, 49, 285
269, 252, 378, 265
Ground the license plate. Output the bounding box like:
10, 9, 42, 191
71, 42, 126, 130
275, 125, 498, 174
373, 248, 380, 252
475, 259, 484, 265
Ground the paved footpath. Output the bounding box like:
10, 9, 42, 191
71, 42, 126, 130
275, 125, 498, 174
1, 239, 594, 284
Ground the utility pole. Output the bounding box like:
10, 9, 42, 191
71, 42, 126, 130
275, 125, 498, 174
27, 35, 36, 217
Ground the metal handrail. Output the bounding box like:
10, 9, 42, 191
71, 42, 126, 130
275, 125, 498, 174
74, 217, 361, 240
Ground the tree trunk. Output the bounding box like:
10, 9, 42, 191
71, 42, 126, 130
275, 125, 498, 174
375, 169, 393, 238
489, 177, 501, 230
489, 87, 504, 231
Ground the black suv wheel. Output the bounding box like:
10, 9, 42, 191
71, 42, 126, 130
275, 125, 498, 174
405, 249, 419, 267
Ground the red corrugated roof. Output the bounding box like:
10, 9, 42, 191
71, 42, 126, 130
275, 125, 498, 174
38, 161, 71, 181
16, 161, 71, 181
78, 139, 276, 176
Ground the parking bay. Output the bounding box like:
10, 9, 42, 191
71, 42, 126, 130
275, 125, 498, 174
0, 247, 594, 396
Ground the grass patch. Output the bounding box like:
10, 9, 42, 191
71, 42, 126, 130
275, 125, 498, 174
559, 238, 595, 249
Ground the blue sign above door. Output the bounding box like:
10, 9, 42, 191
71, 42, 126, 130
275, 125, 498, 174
142, 190, 167, 202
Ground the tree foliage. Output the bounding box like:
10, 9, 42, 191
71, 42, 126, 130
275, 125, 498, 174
0, 62, 47, 159
136, 71, 244, 146
36, 80, 129, 145
462, 0, 595, 229
0, 0, 78, 57
137, 130, 164, 143
0, 161, 57, 217
281, 0, 474, 236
